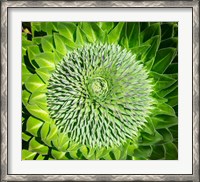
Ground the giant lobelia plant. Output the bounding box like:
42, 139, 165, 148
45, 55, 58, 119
22, 22, 178, 160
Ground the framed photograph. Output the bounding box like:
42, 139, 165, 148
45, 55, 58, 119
1, 1, 199, 181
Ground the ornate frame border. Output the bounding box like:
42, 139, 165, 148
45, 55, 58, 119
1, 1, 199, 181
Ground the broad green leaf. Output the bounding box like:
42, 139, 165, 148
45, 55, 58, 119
31, 22, 41, 37
29, 89, 47, 111
53, 133, 69, 152
163, 142, 178, 160
27, 45, 41, 68
41, 35, 54, 52
152, 48, 177, 74
130, 45, 151, 59
140, 23, 161, 43
40, 123, 50, 140
32, 37, 42, 45
75, 26, 86, 46
98, 22, 114, 33
25, 74, 45, 93
67, 142, 80, 152
26, 116, 43, 136
29, 137, 49, 155
22, 149, 37, 160
69, 150, 79, 159
152, 115, 178, 129
112, 148, 121, 160
161, 23, 174, 40
80, 145, 88, 158
95, 147, 110, 159
150, 145, 165, 160
22, 132, 32, 142
57, 22, 76, 41
141, 35, 160, 62
46, 22, 58, 35
138, 130, 163, 146
108, 22, 124, 44
51, 149, 68, 160
80, 22, 96, 43
54, 33, 67, 55
133, 146, 152, 159
90, 23, 106, 42
36, 67, 53, 83
167, 96, 178, 107
22, 90, 31, 106
126, 22, 140, 48
34, 52, 55, 68
22, 63, 32, 84
127, 144, 137, 156
36, 154, 45, 160
154, 102, 176, 116
168, 125, 178, 140
159, 37, 178, 49
26, 104, 50, 121
165, 63, 178, 74
158, 81, 178, 97
157, 128, 173, 144
155, 79, 176, 91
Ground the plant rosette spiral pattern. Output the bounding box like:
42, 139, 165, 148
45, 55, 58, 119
22, 22, 178, 160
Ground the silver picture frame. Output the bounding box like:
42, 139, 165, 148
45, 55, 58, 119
1, 1, 199, 181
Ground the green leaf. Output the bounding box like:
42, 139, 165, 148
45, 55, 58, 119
31, 22, 41, 37
36, 67, 53, 83
29, 137, 49, 155
22, 90, 31, 106
52, 133, 69, 152
152, 48, 177, 74
26, 116, 43, 136
154, 102, 176, 116
22, 132, 32, 142
158, 81, 178, 97
36, 154, 45, 160
57, 22, 76, 41
108, 22, 124, 44
51, 149, 68, 160
133, 146, 152, 159
22, 63, 32, 84
41, 35, 54, 52
159, 37, 178, 49
138, 130, 163, 146
46, 22, 58, 35
34, 52, 55, 68
27, 45, 41, 68
161, 23, 174, 40
126, 22, 140, 48
165, 63, 178, 74
167, 96, 178, 107
22, 149, 37, 160
80, 145, 88, 158
157, 128, 173, 144
98, 22, 114, 33
29, 89, 47, 111
163, 142, 178, 160
140, 23, 161, 43
80, 22, 96, 43
54, 33, 67, 55
26, 104, 50, 121
75, 26, 86, 46
112, 148, 121, 160
25, 74, 45, 93
152, 115, 178, 129
141, 35, 160, 62
150, 145, 165, 159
